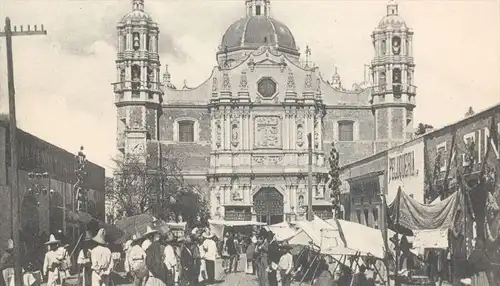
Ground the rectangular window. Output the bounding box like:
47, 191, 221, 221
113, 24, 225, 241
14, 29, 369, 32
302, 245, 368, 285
255, 5, 261, 15
463, 131, 478, 165
178, 121, 194, 142
338, 121, 354, 142
437, 142, 447, 172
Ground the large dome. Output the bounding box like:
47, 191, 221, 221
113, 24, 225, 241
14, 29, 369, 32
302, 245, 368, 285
219, 15, 299, 55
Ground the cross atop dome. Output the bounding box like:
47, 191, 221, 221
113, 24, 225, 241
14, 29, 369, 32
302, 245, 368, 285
133, 0, 145, 11
387, 0, 398, 16
246, 0, 271, 17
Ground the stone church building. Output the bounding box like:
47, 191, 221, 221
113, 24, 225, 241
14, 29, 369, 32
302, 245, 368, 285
113, 0, 416, 223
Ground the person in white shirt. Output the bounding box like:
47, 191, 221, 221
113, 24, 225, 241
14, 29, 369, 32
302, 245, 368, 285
90, 229, 114, 286
202, 231, 217, 284
127, 235, 148, 286
77, 230, 96, 286
277, 245, 294, 286
43, 235, 63, 286
163, 233, 178, 286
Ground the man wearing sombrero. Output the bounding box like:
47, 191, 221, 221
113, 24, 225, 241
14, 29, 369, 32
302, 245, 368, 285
142, 226, 168, 286
126, 234, 148, 286
89, 228, 114, 286
202, 230, 217, 284
43, 234, 63, 286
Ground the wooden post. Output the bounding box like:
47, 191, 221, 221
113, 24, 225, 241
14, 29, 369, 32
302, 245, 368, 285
394, 186, 402, 286
1, 18, 47, 285
307, 133, 313, 221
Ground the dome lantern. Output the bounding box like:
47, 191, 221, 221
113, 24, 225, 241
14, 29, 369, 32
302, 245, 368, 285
387, 0, 398, 16
246, 0, 270, 17
217, 0, 299, 66
133, 0, 145, 12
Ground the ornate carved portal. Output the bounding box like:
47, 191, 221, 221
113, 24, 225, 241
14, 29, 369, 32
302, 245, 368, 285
253, 187, 284, 225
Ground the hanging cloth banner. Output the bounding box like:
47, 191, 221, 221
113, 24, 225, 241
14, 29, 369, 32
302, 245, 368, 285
388, 189, 462, 231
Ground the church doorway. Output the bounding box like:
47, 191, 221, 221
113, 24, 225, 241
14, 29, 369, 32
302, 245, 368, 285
253, 187, 284, 225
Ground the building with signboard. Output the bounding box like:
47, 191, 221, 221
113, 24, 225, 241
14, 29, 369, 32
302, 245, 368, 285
0, 121, 105, 260
113, 0, 417, 223
341, 103, 500, 229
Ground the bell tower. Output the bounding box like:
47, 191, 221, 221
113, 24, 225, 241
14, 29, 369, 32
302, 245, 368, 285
114, 0, 162, 158
371, 0, 416, 152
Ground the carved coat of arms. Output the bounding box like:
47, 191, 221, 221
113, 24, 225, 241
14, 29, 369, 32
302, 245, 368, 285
254, 116, 282, 148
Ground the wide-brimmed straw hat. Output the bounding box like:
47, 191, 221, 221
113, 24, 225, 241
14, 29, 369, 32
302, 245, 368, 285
45, 234, 61, 245
92, 228, 107, 245
202, 231, 215, 239
143, 226, 159, 237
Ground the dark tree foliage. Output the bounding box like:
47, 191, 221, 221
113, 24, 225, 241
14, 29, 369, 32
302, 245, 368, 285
328, 141, 342, 218
107, 149, 209, 225
415, 123, 434, 136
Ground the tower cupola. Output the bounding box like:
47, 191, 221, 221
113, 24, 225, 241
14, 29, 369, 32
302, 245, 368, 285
370, 0, 416, 152
114, 0, 162, 155
246, 0, 270, 17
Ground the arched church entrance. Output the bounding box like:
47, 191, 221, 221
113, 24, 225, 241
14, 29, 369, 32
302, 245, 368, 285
253, 187, 284, 225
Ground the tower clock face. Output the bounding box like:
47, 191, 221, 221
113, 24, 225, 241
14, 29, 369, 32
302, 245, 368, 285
257, 77, 277, 98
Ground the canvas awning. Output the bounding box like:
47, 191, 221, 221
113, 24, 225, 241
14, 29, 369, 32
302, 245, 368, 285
326, 219, 386, 259
388, 188, 462, 231
264, 221, 297, 241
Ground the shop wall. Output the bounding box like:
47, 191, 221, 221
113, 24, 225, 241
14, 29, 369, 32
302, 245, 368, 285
423, 105, 500, 202
387, 137, 425, 204
341, 151, 387, 227
0, 123, 106, 252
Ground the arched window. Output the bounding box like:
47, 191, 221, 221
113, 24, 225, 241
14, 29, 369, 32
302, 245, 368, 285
133, 32, 140, 51
178, 120, 194, 142
392, 36, 401, 55
381, 40, 386, 56
338, 120, 354, 142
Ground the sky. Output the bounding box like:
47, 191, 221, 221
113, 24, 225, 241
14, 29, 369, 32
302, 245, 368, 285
0, 0, 498, 176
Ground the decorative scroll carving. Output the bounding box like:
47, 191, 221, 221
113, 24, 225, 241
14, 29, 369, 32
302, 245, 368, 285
254, 116, 282, 149
216, 122, 222, 147
286, 72, 296, 90
231, 124, 239, 147
297, 124, 304, 147
248, 58, 256, 72
305, 73, 313, 89
239, 72, 248, 90
279, 58, 287, 73
212, 76, 218, 92
253, 156, 283, 165
221, 72, 231, 90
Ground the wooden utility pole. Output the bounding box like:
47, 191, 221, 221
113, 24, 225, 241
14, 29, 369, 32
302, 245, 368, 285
307, 133, 313, 221
0, 17, 47, 286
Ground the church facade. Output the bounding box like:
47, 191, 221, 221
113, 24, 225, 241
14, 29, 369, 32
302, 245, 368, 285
113, 0, 416, 223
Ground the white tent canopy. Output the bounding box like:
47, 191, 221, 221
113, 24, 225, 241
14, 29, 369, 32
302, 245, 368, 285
264, 221, 297, 241
326, 219, 385, 259
286, 216, 358, 256
208, 219, 266, 239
